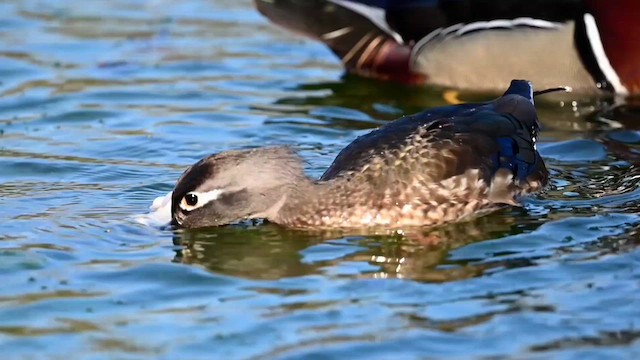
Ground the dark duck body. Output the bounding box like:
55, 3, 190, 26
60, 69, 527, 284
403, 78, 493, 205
171, 80, 548, 229
255, 0, 640, 95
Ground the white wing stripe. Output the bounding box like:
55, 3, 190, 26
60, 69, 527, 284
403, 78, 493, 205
322, 26, 353, 40
456, 17, 561, 36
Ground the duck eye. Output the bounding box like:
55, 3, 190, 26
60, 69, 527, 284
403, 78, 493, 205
185, 193, 198, 206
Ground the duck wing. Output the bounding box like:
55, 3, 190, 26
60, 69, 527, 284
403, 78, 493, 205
321, 80, 547, 194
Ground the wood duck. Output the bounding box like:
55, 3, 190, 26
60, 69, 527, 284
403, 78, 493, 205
255, 0, 640, 95
170, 80, 548, 229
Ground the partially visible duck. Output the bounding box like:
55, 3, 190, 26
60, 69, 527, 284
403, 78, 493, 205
170, 79, 548, 229
255, 0, 640, 95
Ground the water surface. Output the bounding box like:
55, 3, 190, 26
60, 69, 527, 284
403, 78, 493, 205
1, 0, 640, 359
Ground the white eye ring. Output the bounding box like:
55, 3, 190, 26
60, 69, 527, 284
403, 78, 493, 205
179, 189, 224, 212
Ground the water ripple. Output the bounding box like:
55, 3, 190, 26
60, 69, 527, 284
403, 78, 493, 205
1, 0, 640, 358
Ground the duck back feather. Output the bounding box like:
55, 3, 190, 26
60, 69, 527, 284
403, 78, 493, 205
321, 80, 546, 194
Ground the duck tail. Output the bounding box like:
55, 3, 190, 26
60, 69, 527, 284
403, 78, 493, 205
503, 80, 572, 105
503, 80, 534, 104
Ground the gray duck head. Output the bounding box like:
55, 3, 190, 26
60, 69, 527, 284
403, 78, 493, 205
171, 147, 310, 228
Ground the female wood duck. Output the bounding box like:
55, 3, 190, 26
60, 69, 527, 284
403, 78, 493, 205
255, 0, 640, 95
170, 80, 548, 229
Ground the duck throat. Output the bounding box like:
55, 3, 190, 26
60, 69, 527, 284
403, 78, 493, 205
249, 191, 289, 222
267, 179, 342, 228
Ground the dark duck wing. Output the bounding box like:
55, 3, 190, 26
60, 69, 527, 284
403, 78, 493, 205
321, 80, 548, 204
254, 0, 426, 82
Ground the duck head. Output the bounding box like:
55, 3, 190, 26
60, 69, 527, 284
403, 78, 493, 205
171, 147, 309, 228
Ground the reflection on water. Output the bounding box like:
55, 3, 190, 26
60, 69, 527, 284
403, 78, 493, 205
173, 214, 525, 281
1, 0, 640, 358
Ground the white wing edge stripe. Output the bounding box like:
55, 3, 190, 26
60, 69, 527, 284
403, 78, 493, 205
456, 17, 561, 36
584, 13, 629, 95
329, 0, 404, 44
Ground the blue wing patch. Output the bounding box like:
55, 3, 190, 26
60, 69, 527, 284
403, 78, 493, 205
494, 137, 533, 182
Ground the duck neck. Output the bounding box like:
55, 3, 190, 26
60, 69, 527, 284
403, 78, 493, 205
265, 178, 338, 226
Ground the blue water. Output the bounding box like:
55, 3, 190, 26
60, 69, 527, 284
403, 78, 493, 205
1, 0, 640, 359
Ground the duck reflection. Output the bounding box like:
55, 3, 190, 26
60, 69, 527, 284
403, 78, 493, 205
268, 76, 451, 116
171, 211, 531, 281
263, 77, 599, 135
594, 97, 640, 130
171, 223, 322, 279
592, 98, 640, 164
